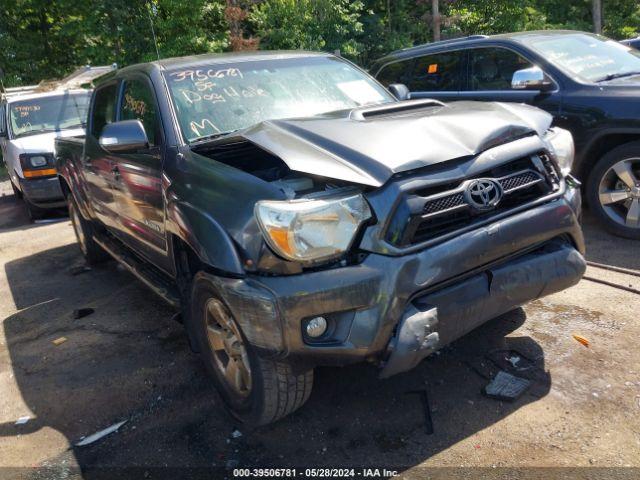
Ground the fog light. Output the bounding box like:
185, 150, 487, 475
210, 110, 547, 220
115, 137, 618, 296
305, 317, 327, 338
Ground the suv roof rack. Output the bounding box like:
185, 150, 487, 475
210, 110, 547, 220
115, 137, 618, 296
395, 35, 489, 55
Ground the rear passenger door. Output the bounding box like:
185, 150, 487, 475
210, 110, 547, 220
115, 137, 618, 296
376, 50, 465, 101
458, 46, 561, 116
111, 75, 169, 271
84, 82, 120, 228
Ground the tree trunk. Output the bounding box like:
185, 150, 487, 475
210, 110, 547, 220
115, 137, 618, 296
592, 0, 602, 34
432, 0, 440, 42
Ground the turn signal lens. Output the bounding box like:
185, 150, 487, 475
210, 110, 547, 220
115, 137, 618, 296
23, 168, 57, 178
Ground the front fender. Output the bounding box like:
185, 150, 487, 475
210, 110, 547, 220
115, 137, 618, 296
166, 199, 245, 275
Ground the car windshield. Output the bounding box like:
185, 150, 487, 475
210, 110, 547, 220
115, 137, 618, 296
9, 92, 91, 138
164, 55, 394, 143
520, 33, 640, 82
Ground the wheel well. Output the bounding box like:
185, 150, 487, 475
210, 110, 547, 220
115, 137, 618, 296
172, 236, 204, 301
58, 176, 71, 198
580, 133, 640, 182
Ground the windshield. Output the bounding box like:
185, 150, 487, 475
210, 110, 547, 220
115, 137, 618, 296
520, 33, 640, 82
9, 92, 91, 138
164, 55, 394, 142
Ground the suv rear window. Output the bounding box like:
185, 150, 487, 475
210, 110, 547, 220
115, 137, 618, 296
409, 51, 463, 91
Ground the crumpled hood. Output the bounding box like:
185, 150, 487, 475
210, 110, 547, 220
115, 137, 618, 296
237, 100, 552, 186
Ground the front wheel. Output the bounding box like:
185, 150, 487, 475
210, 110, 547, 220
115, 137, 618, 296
188, 273, 313, 426
587, 142, 640, 240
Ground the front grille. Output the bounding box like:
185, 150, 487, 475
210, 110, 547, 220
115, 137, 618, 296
386, 153, 560, 247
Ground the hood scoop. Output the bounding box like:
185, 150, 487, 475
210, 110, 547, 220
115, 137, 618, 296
351, 99, 446, 121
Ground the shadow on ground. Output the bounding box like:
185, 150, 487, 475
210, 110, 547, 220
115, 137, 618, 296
0, 189, 68, 232
1, 237, 551, 477
581, 210, 640, 270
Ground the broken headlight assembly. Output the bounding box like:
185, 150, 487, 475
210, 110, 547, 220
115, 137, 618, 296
255, 194, 371, 263
544, 127, 574, 176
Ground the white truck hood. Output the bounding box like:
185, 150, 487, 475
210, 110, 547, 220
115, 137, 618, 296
10, 128, 85, 154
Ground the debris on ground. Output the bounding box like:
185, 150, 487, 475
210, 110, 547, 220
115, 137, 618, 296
487, 350, 537, 376
483, 371, 532, 402
573, 334, 590, 348
52, 337, 67, 346
68, 265, 92, 276
15, 416, 30, 425
231, 429, 242, 439
73, 308, 95, 320
75, 420, 128, 447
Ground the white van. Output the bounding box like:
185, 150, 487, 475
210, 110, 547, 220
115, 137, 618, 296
0, 65, 115, 219
0, 89, 90, 218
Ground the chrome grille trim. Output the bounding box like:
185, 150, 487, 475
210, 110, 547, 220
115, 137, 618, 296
420, 169, 545, 219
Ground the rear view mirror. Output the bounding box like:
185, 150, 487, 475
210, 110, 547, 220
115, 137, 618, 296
511, 66, 553, 91
388, 83, 410, 101
99, 120, 149, 153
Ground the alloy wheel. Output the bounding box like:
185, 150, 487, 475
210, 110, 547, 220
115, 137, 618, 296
204, 298, 252, 397
598, 158, 640, 230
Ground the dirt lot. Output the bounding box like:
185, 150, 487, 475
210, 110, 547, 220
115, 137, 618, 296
0, 178, 638, 479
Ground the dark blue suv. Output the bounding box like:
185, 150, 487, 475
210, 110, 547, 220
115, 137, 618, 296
372, 30, 640, 239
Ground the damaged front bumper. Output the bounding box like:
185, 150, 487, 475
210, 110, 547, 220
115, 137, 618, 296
211, 187, 585, 377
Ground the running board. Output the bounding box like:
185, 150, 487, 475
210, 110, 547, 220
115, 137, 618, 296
93, 235, 181, 308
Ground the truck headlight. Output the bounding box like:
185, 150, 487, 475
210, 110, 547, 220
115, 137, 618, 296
545, 128, 574, 176
255, 194, 371, 263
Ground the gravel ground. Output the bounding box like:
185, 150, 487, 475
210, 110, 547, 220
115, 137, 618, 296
0, 179, 638, 479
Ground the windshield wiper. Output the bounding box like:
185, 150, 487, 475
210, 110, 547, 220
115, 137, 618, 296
191, 130, 238, 143
595, 71, 640, 82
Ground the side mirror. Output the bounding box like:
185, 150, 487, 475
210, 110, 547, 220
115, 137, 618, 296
99, 120, 149, 153
388, 83, 410, 101
511, 66, 553, 91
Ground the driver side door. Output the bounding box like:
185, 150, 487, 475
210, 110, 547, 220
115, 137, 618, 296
457, 46, 562, 117
110, 75, 170, 272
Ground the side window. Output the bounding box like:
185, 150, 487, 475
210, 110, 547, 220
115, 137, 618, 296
91, 83, 118, 138
468, 48, 533, 91
409, 51, 463, 91
120, 79, 160, 146
376, 59, 414, 87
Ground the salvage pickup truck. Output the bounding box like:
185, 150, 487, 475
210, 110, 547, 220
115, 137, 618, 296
56, 51, 586, 425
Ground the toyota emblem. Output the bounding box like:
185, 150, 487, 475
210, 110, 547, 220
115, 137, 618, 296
465, 178, 503, 210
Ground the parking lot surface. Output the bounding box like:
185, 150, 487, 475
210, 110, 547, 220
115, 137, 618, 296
0, 179, 638, 478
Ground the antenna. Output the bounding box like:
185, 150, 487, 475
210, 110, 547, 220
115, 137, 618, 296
146, 2, 161, 61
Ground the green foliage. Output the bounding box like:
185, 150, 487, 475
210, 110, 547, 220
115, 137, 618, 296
250, 0, 365, 58
0, 0, 639, 86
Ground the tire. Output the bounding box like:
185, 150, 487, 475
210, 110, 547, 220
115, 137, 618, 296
68, 195, 109, 264
586, 141, 640, 240
188, 273, 313, 426
25, 200, 45, 221
10, 180, 22, 199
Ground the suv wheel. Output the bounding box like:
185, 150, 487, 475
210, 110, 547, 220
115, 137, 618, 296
587, 142, 640, 239
189, 273, 313, 426
68, 196, 109, 264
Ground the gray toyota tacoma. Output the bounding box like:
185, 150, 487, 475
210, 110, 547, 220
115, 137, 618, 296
55, 51, 586, 425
